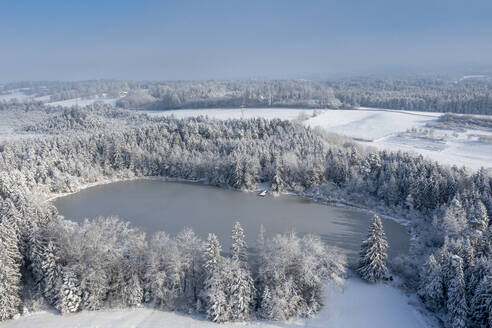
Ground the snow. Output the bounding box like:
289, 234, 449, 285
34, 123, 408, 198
305, 108, 438, 141
0, 91, 32, 102
147, 107, 492, 171
145, 108, 318, 121
46, 97, 118, 108
0, 278, 437, 328
0, 109, 49, 142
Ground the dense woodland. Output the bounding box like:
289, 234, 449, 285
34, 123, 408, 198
0, 105, 490, 326
330, 77, 492, 115
2, 76, 491, 114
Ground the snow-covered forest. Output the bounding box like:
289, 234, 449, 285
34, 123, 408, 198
2, 76, 491, 114
330, 76, 492, 115
0, 103, 490, 326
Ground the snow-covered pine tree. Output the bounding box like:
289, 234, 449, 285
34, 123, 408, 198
358, 215, 388, 283
205, 273, 228, 323
39, 240, 62, 308
442, 197, 468, 238
0, 218, 22, 321
202, 234, 226, 321
228, 258, 255, 321
204, 233, 222, 273
80, 267, 108, 310
446, 255, 469, 328
470, 271, 492, 327
231, 222, 248, 268
258, 285, 273, 319
271, 158, 285, 192
468, 199, 489, 234
59, 270, 82, 314
418, 254, 445, 311
232, 160, 244, 189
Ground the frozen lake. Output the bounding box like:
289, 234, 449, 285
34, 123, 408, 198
53, 180, 410, 262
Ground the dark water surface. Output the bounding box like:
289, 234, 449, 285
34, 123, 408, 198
53, 180, 409, 261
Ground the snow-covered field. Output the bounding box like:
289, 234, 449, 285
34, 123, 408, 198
46, 97, 118, 108
0, 90, 33, 102
147, 107, 492, 171
0, 89, 118, 107
0, 278, 437, 328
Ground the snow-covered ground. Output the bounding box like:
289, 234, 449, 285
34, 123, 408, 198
46, 97, 118, 108
0, 88, 118, 107
0, 90, 33, 102
147, 107, 492, 171
0, 278, 437, 328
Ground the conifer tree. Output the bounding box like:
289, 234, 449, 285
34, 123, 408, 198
231, 222, 248, 268
39, 240, 62, 307
358, 215, 388, 283
59, 270, 82, 314
227, 258, 255, 321
202, 234, 225, 321
418, 254, 444, 311
258, 285, 273, 319
204, 233, 222, 273
468, 199, 489, 234
204, 265, 228, 323
0, 219, 22, 321
446, 255, 469, 328
470, 272, 492, 327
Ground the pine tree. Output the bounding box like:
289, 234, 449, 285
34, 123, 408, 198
468, 199, 489, 234
204, 265, 228, 323
358, 215, 388, 283
204, 233, 222, 273
470, 272, 492, 327
0, 219, 22, 321
258, 286, 273, 319
59, 270, 82, 314
231, 222, 248, 268
232, 160, 244, 189
228, 259, 255, 321
39, 240, 62, 308
271, 160, 285, 192
202, 234, 226, 321
446, 255, 469, 328
442, 197, 467, 238
418, 254, 444, 311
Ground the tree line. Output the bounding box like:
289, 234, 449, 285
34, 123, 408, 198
3, 77, 491, 115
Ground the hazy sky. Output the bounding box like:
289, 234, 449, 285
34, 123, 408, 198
1, 0, 491, 81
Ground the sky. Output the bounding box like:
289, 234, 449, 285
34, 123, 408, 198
1, 0, 492, 81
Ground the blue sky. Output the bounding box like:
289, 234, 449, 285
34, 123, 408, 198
1, 0, 491, 81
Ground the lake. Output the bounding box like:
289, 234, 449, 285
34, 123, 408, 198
53, 179, 409, 261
